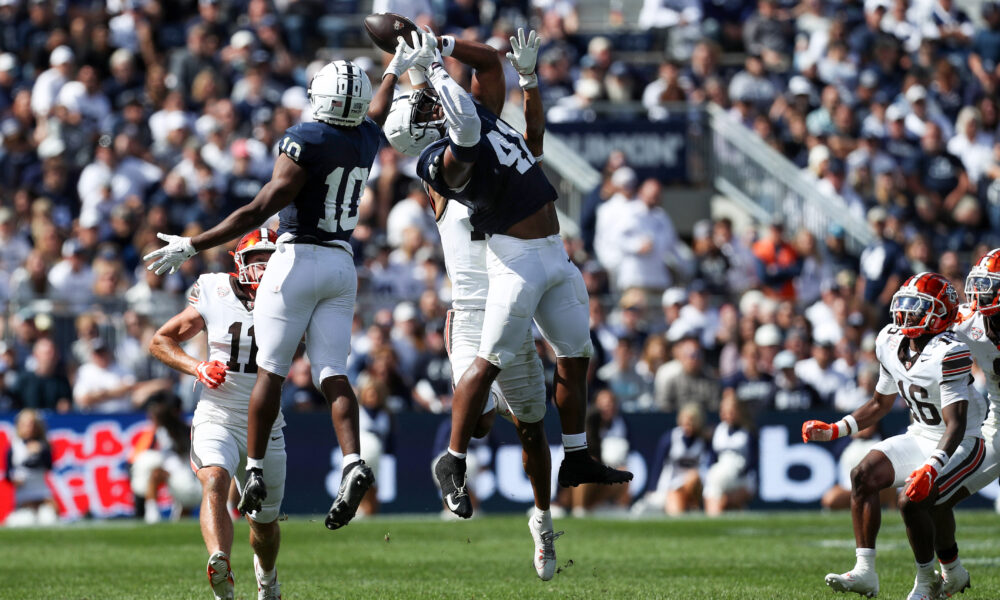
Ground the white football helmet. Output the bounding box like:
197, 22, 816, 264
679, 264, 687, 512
308, 60, 372, 127
384, 89, 446, 156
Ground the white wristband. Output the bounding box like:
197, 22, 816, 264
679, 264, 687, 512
835, 414, 859, 439
926, 449, 949, 469
518, 73, 538, 89
440, 35, 456, 57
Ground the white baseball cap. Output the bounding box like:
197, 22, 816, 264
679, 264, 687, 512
754, 324, 783, 347
0, 52, 15, 73
50, 45, 74, 67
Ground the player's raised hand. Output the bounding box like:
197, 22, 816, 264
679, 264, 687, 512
195, 360, 228, 389
801, 419, 836, 443
413, 27, 442, 72
506, 28, 542, 89
904, 463, 938, 502
384, 31, 426, 79
144, 233, 197, 275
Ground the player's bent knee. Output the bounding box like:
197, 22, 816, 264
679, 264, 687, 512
313, 365, 347, 391
197, 466, 231, 494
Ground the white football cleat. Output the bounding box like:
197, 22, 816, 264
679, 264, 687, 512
905, 572, 942, 600
825, 569, 879, 597
528, 515, 563, 581
253, 554, 282, 600
207, 551, 235, 600
937, 565, 971, 598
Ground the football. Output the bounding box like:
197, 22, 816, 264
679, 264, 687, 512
363, 13, 419, 54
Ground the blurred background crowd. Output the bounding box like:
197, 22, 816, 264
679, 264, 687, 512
2, 0, 1000, 516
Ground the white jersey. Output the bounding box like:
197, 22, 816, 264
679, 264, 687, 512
189, 273, 285, 429
436, 201, 488, 310
874, 324, 985, 440
952, 304, 1000, 428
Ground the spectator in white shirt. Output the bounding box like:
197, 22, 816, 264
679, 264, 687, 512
386, 184, 439, 249
73, 340, 137, 413
594, 166, 638, 272
947, 106, 994, 184
794, 337, 851, 405
47, 240, 94, 314
31, 45, 74, 117
613, 179, 680, 292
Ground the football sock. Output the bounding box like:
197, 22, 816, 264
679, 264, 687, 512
256, 558, 276, 585
916, 559, 936, 582
144, 498, 158, 517
562, 433, 587, 454
342, 453, 361, 469
447, 448, 467, 460
855, 548, 875, 572
246, 457, 264, 471
533, 506, 552, 531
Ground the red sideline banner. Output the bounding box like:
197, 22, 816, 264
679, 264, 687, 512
0, 414, 149, 523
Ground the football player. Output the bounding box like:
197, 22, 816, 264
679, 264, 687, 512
802, 273, 986, 600
149, 229, 283, 600
144, 42, 429, 530
383, 28, 631, 521
897, 249, 1000, 598
421, 29, 582, 580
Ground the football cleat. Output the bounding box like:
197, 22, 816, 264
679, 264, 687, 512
825, 569, 879, 597
325, 460, 375, 530
253, 554, 282, 600
557, 452, 633, 488
207, 551, 235, 600
937, 565, 971, 598
433, 453, 473, 519
528, 515, 563, 581
237, 468, 267, 516
906, 572, 942, 600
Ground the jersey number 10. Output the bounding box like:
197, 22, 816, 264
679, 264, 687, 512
227, 322, 258, 373
319, 166, 368, 233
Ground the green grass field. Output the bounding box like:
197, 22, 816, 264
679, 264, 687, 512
3, 510, 1000, 599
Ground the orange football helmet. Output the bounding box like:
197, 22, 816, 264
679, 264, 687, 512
966, 248, 1000, 317
231, 228, 278, 289
890, 272, 959, 338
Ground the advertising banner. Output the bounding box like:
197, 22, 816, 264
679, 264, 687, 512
1, 410, 996, 522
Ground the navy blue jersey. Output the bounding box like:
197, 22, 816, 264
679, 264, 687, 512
416, 103, 557, 236
276, 118, 381, 244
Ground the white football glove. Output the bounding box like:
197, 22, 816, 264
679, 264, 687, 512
412, 27, 443, 74
506, 28, 542, 89
384, 31, 427, 79
144, 232, 196, 275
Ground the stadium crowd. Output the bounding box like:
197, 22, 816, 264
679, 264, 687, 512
3, 0, 1000, 514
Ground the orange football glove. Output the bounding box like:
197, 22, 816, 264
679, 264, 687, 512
196, 360, 228, 389
801, 420, 837, 443
905, 464, 938, 502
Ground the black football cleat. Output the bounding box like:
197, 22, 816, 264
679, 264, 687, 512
433, 453, 473, 519
325, 460, 375, 530
557, 452, 634, 488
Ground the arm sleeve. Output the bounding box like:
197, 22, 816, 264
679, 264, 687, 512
875, 363, 898, 395
276, 125, 313, 166
187, 277, 209, 320
427, 63, 482, 149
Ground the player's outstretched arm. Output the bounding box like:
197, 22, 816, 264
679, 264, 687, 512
507, 28, 544, 157
370, 32, 427, 126
802, 390, 896, 443
144, 155, 306, 274
150, 305, 229, 389
444, 36, 505, 115
192, 154, 306, 251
